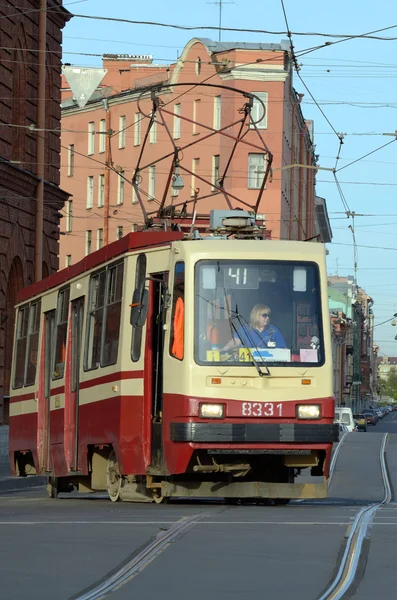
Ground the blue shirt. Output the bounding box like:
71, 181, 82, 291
235, 325, 287, 349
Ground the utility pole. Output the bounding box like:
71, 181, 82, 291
103, 99, 112, 246
35, 0, 47, 282
207, 0, 234, 41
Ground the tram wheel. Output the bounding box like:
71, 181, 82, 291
47, 477, 58, 499
106, 451, 122, 502
152, 490, 168, 504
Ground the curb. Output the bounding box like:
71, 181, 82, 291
0, 476, 47, 493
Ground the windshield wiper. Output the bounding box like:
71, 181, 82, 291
229, 307, 271, 377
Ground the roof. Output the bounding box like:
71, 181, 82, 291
197, 38, 290, 53
17, 231, 184, 304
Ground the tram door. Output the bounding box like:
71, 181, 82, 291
66, 297, 84, 471
146, 272, 168, 471
41, 310, 56, 472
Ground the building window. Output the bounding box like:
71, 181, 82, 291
212, 155, 220, 191
85, 230, 92, 256
117, 171, 124, 205
117, 225, 123, 240
213, 96, 221, 130
150, 113, 157, 144
97, 229, 103, 250
173, 104, 181, 139
67, 144, 74, 176
88, 121, 95, 155
87, 176, 94, 209
132, 223, 138, 232
65, 255, 72, 268
65, 200, 73, 232
148, 165, 156, 200
119, 115, 126, 148
191, 158, 200, 197
196, 57, 201, 76
193, 99, 200, 135
99, 119, 106, 153
134, 113, 141, 146
98, 174, 105, 207
248, 153, 267, 189
251, 92, 268, 129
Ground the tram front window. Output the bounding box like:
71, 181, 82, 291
195, 260, 324, 367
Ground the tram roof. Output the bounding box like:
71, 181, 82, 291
18, 231, 184, 304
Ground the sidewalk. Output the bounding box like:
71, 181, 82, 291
0, 426, 46, 493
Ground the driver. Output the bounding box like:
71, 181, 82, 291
222, 303, 286, 351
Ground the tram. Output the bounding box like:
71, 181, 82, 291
9, 210, 337, 503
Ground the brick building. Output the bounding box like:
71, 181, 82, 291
59, 38, 329, 267
0, 1, 71, 423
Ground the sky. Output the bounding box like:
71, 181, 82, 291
62, 0, 397, 355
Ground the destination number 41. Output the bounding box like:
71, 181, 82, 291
241, 402, 283, 417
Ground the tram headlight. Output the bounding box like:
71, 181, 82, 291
199, 403, 225, 419
296, 404, 321, 419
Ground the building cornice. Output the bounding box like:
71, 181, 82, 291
219, 68, 289, 83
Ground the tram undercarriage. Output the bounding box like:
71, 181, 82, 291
45, 446, 328, 504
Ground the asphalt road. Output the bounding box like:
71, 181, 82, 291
1, 413, 397, 600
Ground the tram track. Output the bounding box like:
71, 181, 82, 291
72, 514, 204, 600
316, 432, 392, 600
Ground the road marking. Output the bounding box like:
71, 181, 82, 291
0, 520, 351, 526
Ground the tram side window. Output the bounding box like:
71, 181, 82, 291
170, 262, 185, 360
131, 253, 147, 362
102, 262, 124, 366
53, 287, 70, 379
13, 301, 41, 389
85, 270, 106, 370
25, 302, 41, 386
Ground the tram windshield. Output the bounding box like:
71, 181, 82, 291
195, 260, 324, 367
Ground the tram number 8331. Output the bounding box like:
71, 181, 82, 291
241, 402, 283, 417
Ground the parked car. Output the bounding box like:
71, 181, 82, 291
363, 409, 377, 425
353, 414, 367, 432
334, 407, 355, 432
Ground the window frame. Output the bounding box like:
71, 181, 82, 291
250, 92, 268, 130
52, 287, 70, 381
131, 254, 147, 362
98, 174, 105, 207
173, 104, 181, 140
88, 121, 95, 155
99, 119, 106, 153
84, 260, 125, 371
194, 259, 325, 368
119, 115, 126, 149
86, 175, 94, 209
248, 153, 267, 189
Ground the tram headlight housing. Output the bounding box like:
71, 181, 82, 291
199, 403, 225, 419
296, 404, 321, 420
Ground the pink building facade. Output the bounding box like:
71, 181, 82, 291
59, 38, 323, 266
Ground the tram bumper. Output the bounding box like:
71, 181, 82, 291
170, 422, 340, 444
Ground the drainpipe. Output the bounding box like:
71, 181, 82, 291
34, 0, 47, 282
289, 93, 303, 240
103, 99, 111, 246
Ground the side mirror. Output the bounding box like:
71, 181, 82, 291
130, 287, 149, 327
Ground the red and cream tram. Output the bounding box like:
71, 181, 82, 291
9, 211, 337, 503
